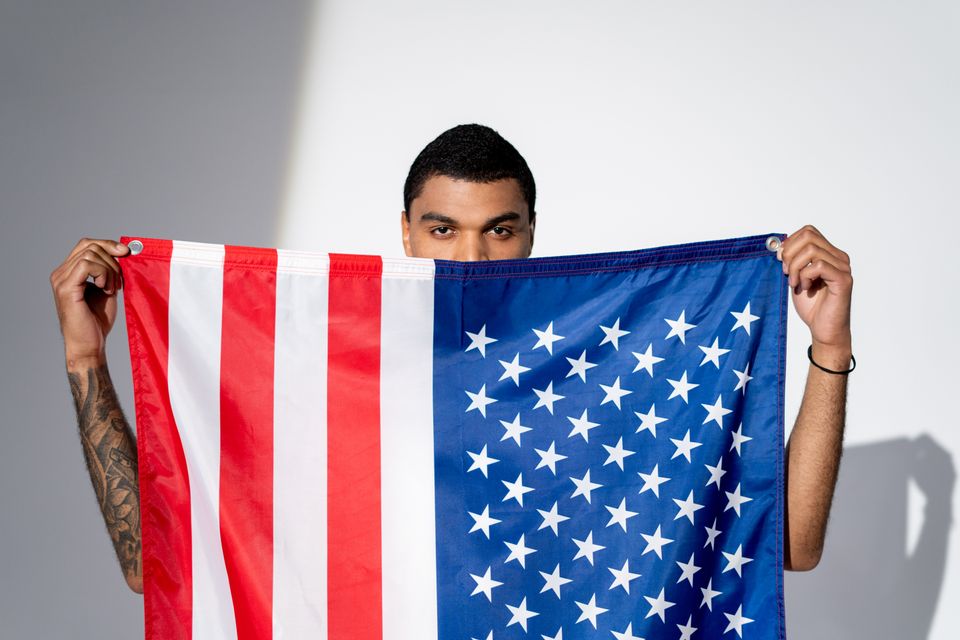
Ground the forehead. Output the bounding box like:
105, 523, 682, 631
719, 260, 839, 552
410, 175, 529, 224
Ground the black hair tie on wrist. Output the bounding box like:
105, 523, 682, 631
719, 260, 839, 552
807, 345, 856, 375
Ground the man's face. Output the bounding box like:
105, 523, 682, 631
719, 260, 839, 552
402, 175, 535, 261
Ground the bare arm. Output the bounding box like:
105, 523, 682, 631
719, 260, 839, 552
68, 362, 143, 592
778, 226, 854, 571
51, 238, 142, 593
784, 344, 849, 570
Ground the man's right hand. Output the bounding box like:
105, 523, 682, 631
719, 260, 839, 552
50, 238, 129, 366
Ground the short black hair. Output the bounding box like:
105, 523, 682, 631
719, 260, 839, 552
403, 124, 536, 224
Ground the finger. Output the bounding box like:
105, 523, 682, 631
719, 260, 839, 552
781, 226, 848, 269
782, 226, 845, 266
796, 258, 854, 296
787, 245, 849, 289
66, 237, 129, 262
54, 239, 126, 287
67, 247, 120, 293
58, 254, 116, 300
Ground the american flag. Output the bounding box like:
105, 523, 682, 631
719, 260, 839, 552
120, 233, 786, 640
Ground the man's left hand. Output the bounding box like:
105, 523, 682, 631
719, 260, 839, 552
779, 225, 853, 368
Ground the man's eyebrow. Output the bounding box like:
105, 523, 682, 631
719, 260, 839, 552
419, 212, 457, 225
418, 211, 524, 227
483, 212, 522, 227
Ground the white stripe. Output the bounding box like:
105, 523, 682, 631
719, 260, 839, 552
273, 251, 330, 638
167, 242, 238, 639
380, 261, 438, 639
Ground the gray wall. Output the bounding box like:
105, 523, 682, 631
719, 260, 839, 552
0, 2, 311, 635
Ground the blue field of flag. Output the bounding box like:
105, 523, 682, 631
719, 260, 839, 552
431, 234, 787, 640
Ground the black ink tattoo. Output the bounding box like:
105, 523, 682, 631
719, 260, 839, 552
69, 365, 142, 588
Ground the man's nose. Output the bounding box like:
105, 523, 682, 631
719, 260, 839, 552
454, 236, 489, 262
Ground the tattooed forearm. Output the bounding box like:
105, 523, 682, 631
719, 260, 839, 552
68, 365, 143, 592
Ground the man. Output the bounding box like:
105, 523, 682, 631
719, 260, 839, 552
50, 124, 853, 594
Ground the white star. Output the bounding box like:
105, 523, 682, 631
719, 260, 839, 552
733, 362, 753, 393
724, 482, 753, 517
541, 629, 563, 640
539, 563, 572, 598
643, 587, 676, 622
705, 456, 726, 488
599, 317, 630, 350
665, 310, 697, 344
605, 497, 639, 532
667, 371, 699, 403
722, 544, 754, 577
466, 444, 499, 478
678, 614, 698, 640
533, 321, 564, 354
611, 623, 643, 640
572, 531, 606, 565
730, 302, 759, 335
465, 384, 497, 417
465, 324, 497, 357
502, 473, 534, 507
676, 553, 701, 586
602, 437, 636, 470
698, 337, 731, 368
537, 501, 570, 536
599, 376, 632, 409
701, 395, 732, 429
505, 596, 539, 632
498, 353, 531, 386
703, 456, 727, 489
641, 525, 674, 559
704, 518, 722, 550
673, 490, 705, 524
632, 343, 665, 376
634, 404, 669, 438
469, 566, 503, 601
468, 505, 501, 538
533, 381, 565, 414
575, 594, 609, 629
723, 605, 755, 638
638, 463, 671, 498
499, 413, 532, 447
608, 559, 641, 594
730, 423, 753, 456
700, 577, 722, 610
504, 534, 537, 568
567, 409, 600, 442
565, 349, 598, 382
670, 429, 703, 463
571, 469, 603, 504
534, 441, 567, 475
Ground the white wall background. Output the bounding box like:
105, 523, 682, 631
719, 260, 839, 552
281, 1, 959, 638
2, 1, 955, 637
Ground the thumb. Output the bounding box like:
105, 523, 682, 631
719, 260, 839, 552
109, 241, 130, 256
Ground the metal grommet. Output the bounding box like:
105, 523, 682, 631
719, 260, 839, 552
765, 236, 781, 252
128, 240, 144, 256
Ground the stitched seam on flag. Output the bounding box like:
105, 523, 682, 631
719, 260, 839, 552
776, 257, 787, 639
436, 247, 762, 272
431, 233, 776, 275
124, 283, 153, 616
432, 253, 768, 280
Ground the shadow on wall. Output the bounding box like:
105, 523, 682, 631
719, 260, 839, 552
786, 435, 955, 639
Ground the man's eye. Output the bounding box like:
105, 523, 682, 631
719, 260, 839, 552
490, 226, 513, 236
432, 226, 452, 236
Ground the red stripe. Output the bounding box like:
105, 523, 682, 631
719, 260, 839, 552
327, 254, 384, 640
120, 237, 192, 640
219, 246, 278, 640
